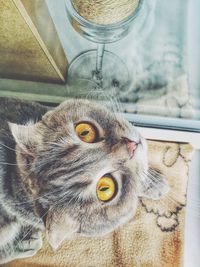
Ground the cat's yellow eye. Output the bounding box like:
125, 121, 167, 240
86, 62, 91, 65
75, 122, 97, 143
97, 176, 116, 202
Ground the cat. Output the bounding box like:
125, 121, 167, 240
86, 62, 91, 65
0, 97, 168, 264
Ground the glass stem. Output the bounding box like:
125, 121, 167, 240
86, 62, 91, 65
93, 43, 105, 87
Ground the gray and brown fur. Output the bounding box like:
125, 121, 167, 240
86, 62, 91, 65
0, 97, 168, 264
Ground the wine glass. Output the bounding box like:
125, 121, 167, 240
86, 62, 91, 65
65, 0, 143, 93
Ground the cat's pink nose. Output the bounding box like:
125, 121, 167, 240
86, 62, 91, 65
125, 138, 138, 158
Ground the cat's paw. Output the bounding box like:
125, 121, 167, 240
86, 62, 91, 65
16, 230, 43, 259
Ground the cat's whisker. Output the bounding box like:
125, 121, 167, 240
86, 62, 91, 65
0, 162, 32, 166
142, 171, 185, 201
102, 90, 121, 112
139, 178, 178, 205
87, 88, 123, 123
138, 180, 178, 212
57, 192, 80, 207
0, 142, 17, 152
139, 172, 180, 206
84, 88, 123, 118
41, 141, 66, 147
8, 188, 64, 206
141, 169, 182, 208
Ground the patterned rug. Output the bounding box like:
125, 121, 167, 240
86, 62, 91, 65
5, 140, 193, 267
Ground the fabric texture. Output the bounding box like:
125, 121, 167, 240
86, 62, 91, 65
4, 140, 193, 267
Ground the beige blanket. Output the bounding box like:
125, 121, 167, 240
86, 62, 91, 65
4, 141, 193, 267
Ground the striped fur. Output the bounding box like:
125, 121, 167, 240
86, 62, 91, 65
0, 98, 168, 262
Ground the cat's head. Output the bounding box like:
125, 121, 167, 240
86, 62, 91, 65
9, 99, 167, 250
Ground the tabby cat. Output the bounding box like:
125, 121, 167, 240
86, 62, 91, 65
0, 97, 168, 264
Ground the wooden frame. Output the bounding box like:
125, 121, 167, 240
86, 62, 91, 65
0, 0, 68, 83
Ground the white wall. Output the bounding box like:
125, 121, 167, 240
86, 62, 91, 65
184, 150, 200, 267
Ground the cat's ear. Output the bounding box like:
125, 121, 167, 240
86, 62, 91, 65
138, 168, 169, 200
46, 209, 79, 251
8, 122, 37, 155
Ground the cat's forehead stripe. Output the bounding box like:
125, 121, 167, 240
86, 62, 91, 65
47, 159, 97, 182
